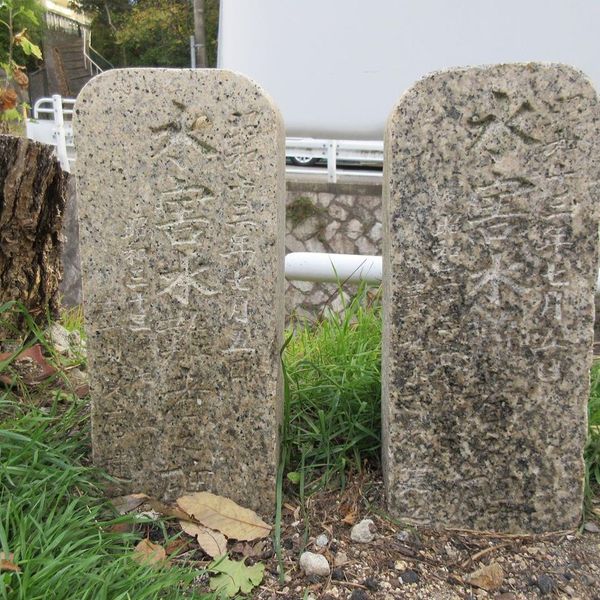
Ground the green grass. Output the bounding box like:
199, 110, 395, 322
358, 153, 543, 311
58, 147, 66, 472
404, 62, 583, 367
585, 361, 600, 505
282, 285, 382, 493
0, 303, 213, 600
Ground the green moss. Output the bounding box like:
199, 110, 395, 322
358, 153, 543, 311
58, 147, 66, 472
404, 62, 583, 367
287, 195, 325, 226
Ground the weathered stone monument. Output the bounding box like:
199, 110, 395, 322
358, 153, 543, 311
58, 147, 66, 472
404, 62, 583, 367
74, 70, 285, 513
383, 64, 600, 532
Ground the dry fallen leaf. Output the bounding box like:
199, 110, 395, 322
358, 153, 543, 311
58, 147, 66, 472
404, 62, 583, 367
176, 492, 271, 541
111, 493, 150, 515
108, 522, 134, 534
132, 539, 168, 567
179, 520, 227, 558
466, 562, 504, 591
230, 540, 265, 558
0, 344, 56, 385
147, 498, 193, 521
342, 509, 358, 525
0, 552, 20, 573
164, 538, 189, 556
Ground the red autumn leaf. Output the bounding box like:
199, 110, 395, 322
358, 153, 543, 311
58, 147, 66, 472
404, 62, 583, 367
0, 344, 57, 385
0, 552, 20, 573
12, 67, 28, 89
1, 88, 18, 111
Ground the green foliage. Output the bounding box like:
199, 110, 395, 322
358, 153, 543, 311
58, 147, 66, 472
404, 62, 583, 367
0, 0, 43, 67
0, 400, 214, 599
78, 0, 219, 68
0, 0, 42, 129
208, 556, 264, 597
585, 361, 600, 502
282, 286, 382, 493
287, 195, 325, 226
115, 0, 192, 68
204, 0, 219, 68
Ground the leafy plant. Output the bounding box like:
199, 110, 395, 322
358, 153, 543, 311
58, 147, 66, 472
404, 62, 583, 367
74, 0, 219, 68
0, 0, 42, 127
208, 556, 264, 597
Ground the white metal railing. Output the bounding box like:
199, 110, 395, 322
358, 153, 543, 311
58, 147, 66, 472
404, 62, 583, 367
286, 138, 383, 183
26, 96, 75, 172
25, 96, 384, 181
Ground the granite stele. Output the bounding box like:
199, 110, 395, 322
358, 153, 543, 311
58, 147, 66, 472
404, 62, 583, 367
382, 64, 600, 533
74, 69, 285, 513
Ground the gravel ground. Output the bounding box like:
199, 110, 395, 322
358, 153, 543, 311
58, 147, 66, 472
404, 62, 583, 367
250, 475, 600, 600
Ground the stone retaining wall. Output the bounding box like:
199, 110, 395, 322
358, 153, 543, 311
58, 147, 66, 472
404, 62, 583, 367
285, 181, 382, 318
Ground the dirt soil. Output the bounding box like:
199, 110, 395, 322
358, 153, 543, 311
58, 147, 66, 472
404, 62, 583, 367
247, 474, 600, 600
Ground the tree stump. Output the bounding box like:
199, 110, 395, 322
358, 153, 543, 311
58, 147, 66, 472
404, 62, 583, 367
0, 135, 67, 335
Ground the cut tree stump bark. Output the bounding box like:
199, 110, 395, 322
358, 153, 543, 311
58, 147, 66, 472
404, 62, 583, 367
0, 135, 67, 334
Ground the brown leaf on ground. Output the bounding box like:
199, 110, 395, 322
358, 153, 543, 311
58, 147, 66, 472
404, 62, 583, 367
180, 520, 227, 557
0, 552, 20, 573
176, 492, 271, 541
342, 509, 358, 525
74, 384, 90, 398
164, 538, 189, 556
466, 561, 504, 591
111, 493, 150, 515
108, 522, 134, 534
132, 539, 168, 567
231, 540, 266, 558
0, 344, 56, 385
147, 498, 193, 521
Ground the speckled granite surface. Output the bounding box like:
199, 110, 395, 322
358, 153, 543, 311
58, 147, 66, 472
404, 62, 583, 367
382, 64, 600, 533
74, 69, 285, 513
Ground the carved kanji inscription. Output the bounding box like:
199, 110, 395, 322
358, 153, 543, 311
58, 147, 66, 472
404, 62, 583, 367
75, 69, 285, 513
383, 64, 600, 532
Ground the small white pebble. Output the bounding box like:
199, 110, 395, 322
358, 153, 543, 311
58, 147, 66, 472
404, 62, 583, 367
350, 518, 376, 543
394, 560, 408, 571
315, 533, 329, 547
299, 551, 330, 577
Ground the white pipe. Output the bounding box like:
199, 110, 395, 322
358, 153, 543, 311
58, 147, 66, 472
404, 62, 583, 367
285, 252, 382, 284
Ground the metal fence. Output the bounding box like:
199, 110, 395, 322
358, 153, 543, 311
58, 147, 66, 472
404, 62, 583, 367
26, 96, 384, 181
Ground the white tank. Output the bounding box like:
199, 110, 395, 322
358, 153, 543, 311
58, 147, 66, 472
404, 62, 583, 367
218, 0, 600, 139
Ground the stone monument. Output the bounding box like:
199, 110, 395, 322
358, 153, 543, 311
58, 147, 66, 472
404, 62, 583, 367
74, 69, 285, 513
382, 64, 600, 532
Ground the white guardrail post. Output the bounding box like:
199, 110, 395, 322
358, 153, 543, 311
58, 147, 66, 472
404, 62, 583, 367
327, 140, 337, 183
51, 95, 70, 172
